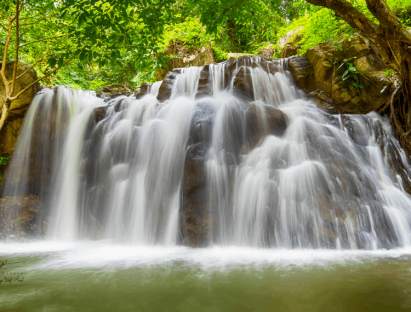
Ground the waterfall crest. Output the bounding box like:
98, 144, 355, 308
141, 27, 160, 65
4, 56, 411, 249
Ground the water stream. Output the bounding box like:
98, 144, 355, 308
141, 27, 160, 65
2, 56, 411, 310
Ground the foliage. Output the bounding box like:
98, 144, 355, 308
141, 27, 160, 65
384, 69, 396, 78
2, 0, 409, 93
277, 0, 411, 56
335, 57, 363, 89
188, 0, 285, 53
212, 46, 229, 63
161, 16, 213, 50
0, 157, 8, 166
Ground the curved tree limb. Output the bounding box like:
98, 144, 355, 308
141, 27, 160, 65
305, 0, 380, 35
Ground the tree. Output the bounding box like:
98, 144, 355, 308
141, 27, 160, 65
0, 0, 85, 133
305, 0, 411, 152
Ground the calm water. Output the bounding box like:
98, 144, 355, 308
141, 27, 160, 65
1, 242, 411, 311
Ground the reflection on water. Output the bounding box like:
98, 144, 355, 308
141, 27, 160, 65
1, 243, 411, 311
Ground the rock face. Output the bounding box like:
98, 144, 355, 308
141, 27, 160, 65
180, 102, 287, 246
0, 195, 46, 241
178, 57, 288, 245
0, 62, 39, 158
134, 82, 152, 99
288, 35, 395, 114
156, 40, 215, 81
259, 44, 278, 58
195, 56, 285, 101
96, 84, 132, 99
279, 33, 304, 58
157, 69, 181, 102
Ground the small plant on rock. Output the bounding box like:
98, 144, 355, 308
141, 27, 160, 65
335, 57, 364, 89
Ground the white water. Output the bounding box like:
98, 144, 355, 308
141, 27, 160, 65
1, 242, 411, 270
3, 56, 411, 249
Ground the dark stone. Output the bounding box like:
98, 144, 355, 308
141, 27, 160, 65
134, 82, 152, 100
233, 66, 255, 101
93, 106, 107, 123
288, 56, 315, 94
195, 65, 212, 99
180, 142, 212, 247
157, 69, 181, 102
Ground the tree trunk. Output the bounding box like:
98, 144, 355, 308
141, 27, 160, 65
306, 0, 411, 154
227, 19, 237, 50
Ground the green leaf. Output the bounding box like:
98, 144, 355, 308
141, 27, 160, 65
58, 57, 64, 68
384, 69, 395, 78
48, 57, 57, 68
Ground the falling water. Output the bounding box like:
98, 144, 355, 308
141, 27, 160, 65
3, 56, 411, 249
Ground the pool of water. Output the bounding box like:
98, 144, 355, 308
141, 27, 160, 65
1, 242, 411, 311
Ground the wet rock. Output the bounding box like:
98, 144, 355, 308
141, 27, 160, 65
188, 102, 215, 145
96, 84, 132, 99
180, 142, 213, 247
195, 65, 212, 99
245, 104, 287, 149
134, 82, 152, 100
288, 56, 315, 94
309, 90, 339, 114
1, 87, 73, 197
157, 69, 181, 102
0, 195, 46, 240
233, 67, 254, 101
93, 106, 107, 123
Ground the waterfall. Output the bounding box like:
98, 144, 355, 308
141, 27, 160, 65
3, 56, 411, 249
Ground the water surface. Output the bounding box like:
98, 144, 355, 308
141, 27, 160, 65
1, 242, 411, 311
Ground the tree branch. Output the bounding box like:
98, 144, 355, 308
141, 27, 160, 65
11, 0, 21, 96
0, 23, 7, 31
365, 0, 411, 44
0, 102, 10, 134
1, 23, 13, 101
15, 51, 51, 81
19, 35, 69, 48
11, 49, 81, 101
221, 0, 246, 15
305, 0, 380, 35
17, 16, 50, 27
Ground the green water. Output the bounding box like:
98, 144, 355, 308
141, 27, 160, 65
1, 243, 411, 311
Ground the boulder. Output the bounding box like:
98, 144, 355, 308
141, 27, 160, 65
259, 44, 278, 58
288, 34, 396, 114
96, 84, 132, 99
156, 40, 215, 81
244, 104, 287, 151
279, 33, 304, 58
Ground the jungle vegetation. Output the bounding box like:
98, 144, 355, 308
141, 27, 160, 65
1, 0, 411, 133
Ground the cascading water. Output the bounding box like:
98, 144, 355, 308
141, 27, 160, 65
3, 56, 411, 249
